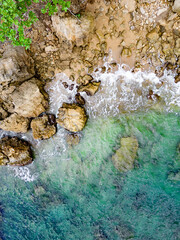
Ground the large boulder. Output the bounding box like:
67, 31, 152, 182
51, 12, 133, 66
51, 14, 94, 45
77, 81, 101, 96
57, 103, 87, 132
30, 114, 56, 140
112, 137, 138, 172
0, 45, 34, 85
0, 137, 33, 166
0, 113, 30, 133
11, 79, 48, 118
172, 0, 180, 14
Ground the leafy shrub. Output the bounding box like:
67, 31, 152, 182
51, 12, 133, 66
0, 0, 71, 49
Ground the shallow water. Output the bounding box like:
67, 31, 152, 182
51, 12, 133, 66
0, 66, 180, 240
0, 111, 180, 240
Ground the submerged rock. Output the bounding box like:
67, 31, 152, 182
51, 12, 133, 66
112, 137, 138, 172
31, 114, 56, 140
77, 81, 101, 96
0, 45, 34, 85
66, 133, 80, 146
0, 137, 33, 166
11, 79, 48, 118
168, 171, 180, 181
57, 103, 87, 132
0, 113, 30, 133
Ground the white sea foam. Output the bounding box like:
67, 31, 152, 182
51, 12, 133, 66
11, 166, 37, 182
46, 63, 180, 118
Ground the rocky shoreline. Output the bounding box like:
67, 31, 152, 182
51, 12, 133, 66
0, 0, 179, 166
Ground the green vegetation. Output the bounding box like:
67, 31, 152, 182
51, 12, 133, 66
0, 0, 71, 49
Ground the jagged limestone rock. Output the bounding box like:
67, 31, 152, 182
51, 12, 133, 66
112, 137, 138, 172
0, 45, 34, 85
77, 81, 101, 96
57, 103, 87, 132
11, 79, 48, 118
0, 137, 33, 166
51, 14, 94, 46
31, 114, 56, 140
0, 113, 30, 133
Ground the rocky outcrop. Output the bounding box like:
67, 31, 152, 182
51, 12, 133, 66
172, 0, 180, 14
51, 14, 94, 46
30, 114, 56, 140
69, 0, 89, 14
11, 79, 48, 118
112, 137, 138, 172
0, 137, 33, 166
77, 81, 101, 96
0, 113, 30, 133
57, 103, 87, 132
0, 45, 34, 86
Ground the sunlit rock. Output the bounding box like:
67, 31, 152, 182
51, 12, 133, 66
112, 137, 138, 172
11, 79, 48, 118
77, 81, 101, 96
51, 14, 94, 45
0, 113, 30, 133
0, 45, 34, 85
0, 137, 33, 166
172, 0, 180, 14
31, 114, 56, 140
57, 103, 87, 132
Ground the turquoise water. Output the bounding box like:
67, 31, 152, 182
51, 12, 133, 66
0, 111, 180, 240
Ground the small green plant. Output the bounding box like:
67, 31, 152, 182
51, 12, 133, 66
0, 0, 71, 49
76, 13, 81, 19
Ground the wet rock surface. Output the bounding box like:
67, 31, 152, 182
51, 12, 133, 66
31, 114, 56, 140
0, 137, 33, 166
77, 81, 101, 96
0, 113, 30, 133
57, 103, 87, 132
66, 133, 80, 146
11, 79, 48, 118
75, 93, 86, 105
112, 137, 139, 172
